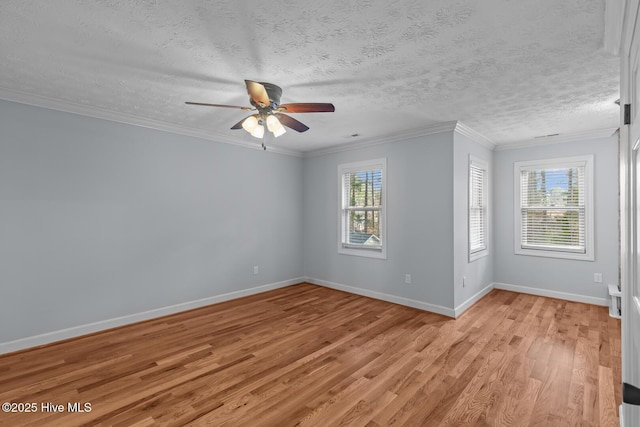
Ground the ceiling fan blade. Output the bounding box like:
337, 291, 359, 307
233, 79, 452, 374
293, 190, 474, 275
277, 103, 335, 113
245, 80, 271, 107
230, 114, 259, 130
277, 113, 310, 132
185, 101, 252, 111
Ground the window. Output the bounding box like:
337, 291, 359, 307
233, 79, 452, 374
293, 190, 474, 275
469, 156, 488, 261
338, 158, 387, 259
514, 155, 594, 260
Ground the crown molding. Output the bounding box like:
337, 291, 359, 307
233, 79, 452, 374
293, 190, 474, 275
2, 88, 617, 158
0, 88, 303, 158
453, 122, 496, 150
493, 128, 619, 151
303, 121, 458, 157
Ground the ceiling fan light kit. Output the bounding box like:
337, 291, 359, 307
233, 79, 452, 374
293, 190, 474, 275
265, 114, 287, 138
241, 115, 259, 132
250, 125, 264, 138
186, 80, 335, 144
271, 122, 287, 138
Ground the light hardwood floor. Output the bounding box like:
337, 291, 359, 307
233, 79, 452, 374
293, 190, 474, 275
0, 283, 621, 426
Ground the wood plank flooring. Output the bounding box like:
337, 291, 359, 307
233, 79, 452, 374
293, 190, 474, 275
0, 283, 621, 426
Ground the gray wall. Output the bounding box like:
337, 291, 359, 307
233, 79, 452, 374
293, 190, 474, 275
493, 136, 619, 300
0, 96, 620, 346
0, 99, 303, 342
453, 132, 494, 308
302, 132, 456, 310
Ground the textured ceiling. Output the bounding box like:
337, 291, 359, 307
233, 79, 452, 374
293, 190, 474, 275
0, 0, 620, 153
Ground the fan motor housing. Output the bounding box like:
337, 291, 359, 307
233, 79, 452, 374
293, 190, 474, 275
259, 82, 282, 107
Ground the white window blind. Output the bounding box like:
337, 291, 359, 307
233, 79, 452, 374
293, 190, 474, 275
338, 159, 386, 259
469, 158, 488, 260
515, 156, 593, 260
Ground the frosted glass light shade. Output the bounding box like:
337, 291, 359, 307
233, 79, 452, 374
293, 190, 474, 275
266, 115, 286, 137
242, 116, 258, 132
266, 115, 280, 132
273, 125, 286, 137
250, 124, 264, 138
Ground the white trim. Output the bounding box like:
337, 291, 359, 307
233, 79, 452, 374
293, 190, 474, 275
455, 122, 496, 150
3, 278, 610, 355
304, 122, 458, 157
604, 0, 626, 56
619, 404, 623, 427
492, 282, 608, 306
0, 88, 303, 158
2, 88, 616, 158
338, 158, 387, 259
304, 125, 617, 157
305, 277, 455, 317
305, 121, 495, 158
0, 278, 303, 356
619, 52, 633, 427
621, 7, 640, 426
494, 128, 618, 151
621, 0, 638, 56
454, 283, 495, 317
513, 155, 595, 261
468, 249, 489, 262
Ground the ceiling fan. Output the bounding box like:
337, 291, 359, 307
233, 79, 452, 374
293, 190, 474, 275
186, 80, 335, 143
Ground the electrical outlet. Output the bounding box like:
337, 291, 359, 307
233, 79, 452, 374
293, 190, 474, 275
594, 273, 602, 283
462, 276, 466, 288
405, 274, 412, 284
253, 266, 259, 275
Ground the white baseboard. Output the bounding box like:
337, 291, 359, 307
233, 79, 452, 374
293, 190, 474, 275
619, 405, 623, 427
492, 282, 608, 306
3, 278, 608, 355
454, 283, 495, 317
304, 277, 456, 318
0, 278, 303, 355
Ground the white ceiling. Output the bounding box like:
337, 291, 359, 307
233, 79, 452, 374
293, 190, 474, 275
0, 0, 620, 154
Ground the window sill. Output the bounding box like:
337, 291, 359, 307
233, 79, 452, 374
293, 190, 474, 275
338, 246, 387, 259
469, 249, 489, 263
515, 247, 594, 261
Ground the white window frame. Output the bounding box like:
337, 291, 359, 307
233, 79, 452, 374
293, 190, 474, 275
338, 158, 387, 259
514, 155, 594, 261
469, 155, 489, 262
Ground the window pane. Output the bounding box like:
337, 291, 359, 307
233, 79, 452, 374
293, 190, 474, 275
521, 208, 585, 251
469, 162, 487, 254
521, 167, 583, 208
339, 159, 386, 258
470, 207, 486, 251
343, 169, 382, 208
515, 156, 592, 260
346, 209, 381, 246
519, 164, 585, 252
